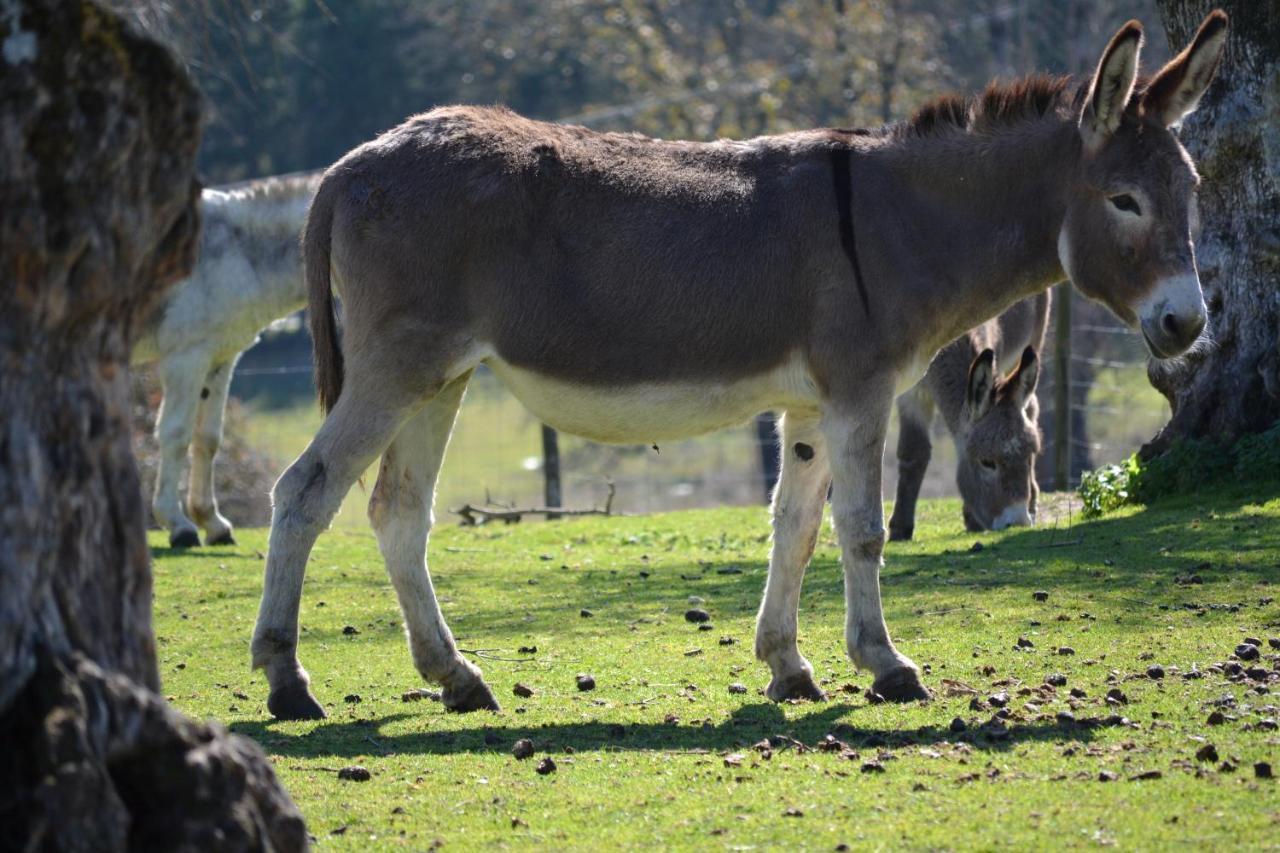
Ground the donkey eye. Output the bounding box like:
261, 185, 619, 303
980, 459, 998, 471
1109, 193, 1142, 215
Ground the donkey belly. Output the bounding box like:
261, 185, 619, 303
486, 358, 817, 444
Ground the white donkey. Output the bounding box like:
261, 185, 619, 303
253, 14, 1227, 719
133, 172, 321, 547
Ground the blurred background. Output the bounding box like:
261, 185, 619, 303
121, 0, 1174, 528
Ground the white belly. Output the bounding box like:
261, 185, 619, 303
484, 355, 820, 444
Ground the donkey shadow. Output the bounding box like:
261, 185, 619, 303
231, 700, 1101, 760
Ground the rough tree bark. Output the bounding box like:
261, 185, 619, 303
1145, 0, 1280, 451
0, 2, 307, 849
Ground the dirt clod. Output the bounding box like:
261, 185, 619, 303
576, 674, 596, 691
338, 766, 371, 782
1255, 762, 1273, 779
518, 645, 537, 654
1016, 636, 1035, 649
513, 683, 535, 698
1195, 743, 1219, 762
343, 693, 361, 704
1098, 770, 1117, 782
1032, 590, 1049, 602
1235, 644, 1260, 661
1057, 647, 1076, 656
580, 609, 594, 618
950, 717, 968, 733
342, 625, 359, 635
719, 637, 736, 646
535, 757, 557, 775
1206, 711, 1226, 725
860, 761, 885, 774
1105, 688, 1128, 705
1046, 673, 1067, 687
685, 609, 711, 624
728, 683, 748, 694
1129, 770, 1162, 781
1146, 665, 1165, 679
783, 807, 804, 817
512, 739, 535, 760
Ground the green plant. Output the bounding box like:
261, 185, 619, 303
1078, 454, 1140, 518
1078, 422, 1280, 517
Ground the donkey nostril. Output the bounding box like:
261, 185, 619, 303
1162, 312, 1181, 339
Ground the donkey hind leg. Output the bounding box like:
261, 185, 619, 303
153, 352, 210, 548
252, 381, 420, 721
755, 413, 831, 702
187, 358, 238, 546
887, 389, 935, 542
824, 389, 931, 702
368, 372, 498, 712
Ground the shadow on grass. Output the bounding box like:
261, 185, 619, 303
231, 700, 1104, 760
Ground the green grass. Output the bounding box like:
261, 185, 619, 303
152, 487, 1280, 850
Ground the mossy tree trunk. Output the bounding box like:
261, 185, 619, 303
0, 2, 306, 848
1145, 0, 1280, 454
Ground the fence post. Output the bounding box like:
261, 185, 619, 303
755, 412, 780, 503
541, 424, 561, 520
1053, 282, 1073, 491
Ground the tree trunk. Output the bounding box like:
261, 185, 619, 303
0, 2, 307, 849
1145, 0, 1280, 453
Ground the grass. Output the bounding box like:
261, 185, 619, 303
151, 486, 1280, 850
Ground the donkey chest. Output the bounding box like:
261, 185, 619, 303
485, 357, 819, 444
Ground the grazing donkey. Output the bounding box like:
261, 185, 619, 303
133, 172, 320, 547
253, 14, 1227, 719
888, 292, 1050, 541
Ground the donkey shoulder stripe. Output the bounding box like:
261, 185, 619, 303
829, 146, 871, 317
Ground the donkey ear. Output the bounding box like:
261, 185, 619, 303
1009, 346, 1040, 407
1142, 10, 1228, 128
966, 349, 997, 421
1080, 20, 1144, 148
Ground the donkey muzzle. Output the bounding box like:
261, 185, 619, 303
1138, 274, 1207, 359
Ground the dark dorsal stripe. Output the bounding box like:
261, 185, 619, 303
829, 147, 871, 316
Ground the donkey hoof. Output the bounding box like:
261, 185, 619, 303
206, 529, 237, 546
443, 679, 501, 713
268, 683, 327, 720
169, 528, 201, 549
767, 671, 827, 703
887, 526, 914, 542
872, 667, 931, 703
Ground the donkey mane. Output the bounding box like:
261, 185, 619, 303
904, 74, 1084, 137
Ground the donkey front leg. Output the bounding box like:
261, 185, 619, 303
368, 373, 498, 712
824, 390, 931, 702
188, 359, 237, 546
153, 353, 209, 548
887, 388, 935, 542
755, 413, 831, 702
252, 381, 417, 720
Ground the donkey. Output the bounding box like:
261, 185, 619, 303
888, 292, 1050, 541
252, 13, 1227, 719
133, 172, 320, 547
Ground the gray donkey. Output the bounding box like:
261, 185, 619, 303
133, 172, 320, 547
889, 292, 1050, 541
253, 13, 1227, 719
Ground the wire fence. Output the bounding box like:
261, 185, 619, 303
212, 286, 1167, 529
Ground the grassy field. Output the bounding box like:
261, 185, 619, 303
151, 487, 1279, 850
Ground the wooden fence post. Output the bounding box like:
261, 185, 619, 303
755, 412, 780, 503
1053, 283, 1073, 491
541, 425, 562, 520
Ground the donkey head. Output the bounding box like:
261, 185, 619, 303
1059, 11, 1228, 359
956, 347, 1041, 532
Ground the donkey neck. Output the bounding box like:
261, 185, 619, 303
869, 118, 1076, 359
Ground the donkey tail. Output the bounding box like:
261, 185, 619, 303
304, 176, 343, 414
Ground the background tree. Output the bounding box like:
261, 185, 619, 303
1146, 0, 1280, 449
0, 2, 305, 847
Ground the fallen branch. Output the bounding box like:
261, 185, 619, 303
452, 479, 617, 526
